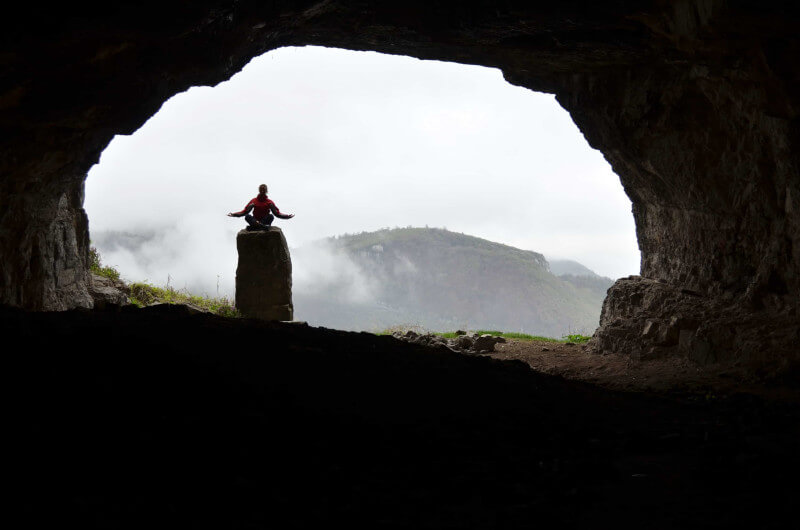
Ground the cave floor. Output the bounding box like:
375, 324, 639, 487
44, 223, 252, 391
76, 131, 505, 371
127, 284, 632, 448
7, 305, 799, 529
492, 340, 800, 403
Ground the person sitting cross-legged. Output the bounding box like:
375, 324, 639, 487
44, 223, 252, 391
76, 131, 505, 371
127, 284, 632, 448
227, 184, 294, 230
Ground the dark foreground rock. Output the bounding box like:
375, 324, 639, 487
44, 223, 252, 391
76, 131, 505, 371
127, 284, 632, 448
235, 228, 293, 321
5, 306, 799, 529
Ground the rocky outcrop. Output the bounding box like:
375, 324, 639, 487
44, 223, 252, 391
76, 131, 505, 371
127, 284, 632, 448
392, 330, 506, 355
545, 35, 800, 364
588, 276, 799, 374
88, 273, 129, 309
1, 3, 799, 369
235, 228, 293, 321
0, 181, 93, 310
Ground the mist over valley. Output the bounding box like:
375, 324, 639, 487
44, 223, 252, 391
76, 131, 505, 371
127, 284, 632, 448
92, 226, 613, 336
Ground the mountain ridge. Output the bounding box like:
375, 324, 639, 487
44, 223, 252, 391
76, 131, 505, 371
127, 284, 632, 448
293, 227, 613, 336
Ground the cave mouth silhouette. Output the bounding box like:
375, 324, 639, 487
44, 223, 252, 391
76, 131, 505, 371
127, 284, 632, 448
2, 2, 797, 368
84, 45, 638, 337
5, 5, 800, 526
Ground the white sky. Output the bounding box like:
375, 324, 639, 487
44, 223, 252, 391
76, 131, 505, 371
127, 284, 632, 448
85, 45, 639, 297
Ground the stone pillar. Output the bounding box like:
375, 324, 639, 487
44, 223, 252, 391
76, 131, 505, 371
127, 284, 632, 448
235, 228, 293, 321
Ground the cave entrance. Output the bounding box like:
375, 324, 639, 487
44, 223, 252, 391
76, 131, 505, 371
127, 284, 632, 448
85, 46, 638, 338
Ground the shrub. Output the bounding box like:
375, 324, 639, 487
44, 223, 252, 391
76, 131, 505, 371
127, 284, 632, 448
561, 333, 592, 344
88, 246, 121, 281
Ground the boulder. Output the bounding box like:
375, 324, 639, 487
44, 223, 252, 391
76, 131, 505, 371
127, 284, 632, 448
454, 335, 474, 350
473, 334, 505, 353
235, 228, 293, 321
88, 273, 129, 309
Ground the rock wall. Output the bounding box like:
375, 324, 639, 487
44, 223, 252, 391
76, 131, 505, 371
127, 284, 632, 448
1, 2, 798, 366
590, 276, 798, 374
235, 228, 293, 321
0, 176, 93, 310
532, 15, 800, 364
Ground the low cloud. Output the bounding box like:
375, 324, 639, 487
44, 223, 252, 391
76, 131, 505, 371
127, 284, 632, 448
91, 227, 384, 315
291, 239, 381, 305
92, 218, 240, 298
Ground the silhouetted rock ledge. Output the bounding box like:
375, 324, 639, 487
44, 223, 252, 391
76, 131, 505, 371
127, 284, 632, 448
235, 228, 293, 321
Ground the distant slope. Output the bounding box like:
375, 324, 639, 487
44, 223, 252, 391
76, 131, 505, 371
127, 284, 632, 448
293, 228, 609, 336
548, 259, 599, 277
547, 258, 615, 305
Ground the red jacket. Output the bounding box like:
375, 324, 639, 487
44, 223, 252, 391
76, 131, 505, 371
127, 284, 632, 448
232, 194, 291, 221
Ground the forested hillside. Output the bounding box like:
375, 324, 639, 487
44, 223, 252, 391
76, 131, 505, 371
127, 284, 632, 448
293, 228, 613, 336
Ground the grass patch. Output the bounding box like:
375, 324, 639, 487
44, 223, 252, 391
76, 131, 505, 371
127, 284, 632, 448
561, 333, 592, 344
89, 246, 121, 281
128, 282, 240, 318
90, 246, 239, 318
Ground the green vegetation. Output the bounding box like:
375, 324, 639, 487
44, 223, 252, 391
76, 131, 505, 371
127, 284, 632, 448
89, 246, 121, 281
90, 245, 239, 318
298, 227, 609, 336
561, 333, 592, 344
333, 227, 550, 272
128, 282, 240, 318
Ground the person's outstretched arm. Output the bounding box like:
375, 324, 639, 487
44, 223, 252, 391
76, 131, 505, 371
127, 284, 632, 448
269, 200, 295, 219
227, 200, 254, 217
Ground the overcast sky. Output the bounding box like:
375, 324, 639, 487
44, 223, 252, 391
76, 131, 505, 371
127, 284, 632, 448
85, 45, 639, 298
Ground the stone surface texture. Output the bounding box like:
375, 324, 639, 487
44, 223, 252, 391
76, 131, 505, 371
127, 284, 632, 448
88, 273, 129, 309
235, 228, 293, 321
392, 330, 506, 355
590, 276, 798, 373
1, 2, 798, 366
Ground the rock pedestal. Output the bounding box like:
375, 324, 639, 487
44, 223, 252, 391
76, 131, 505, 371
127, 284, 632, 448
235, 228, 293, 321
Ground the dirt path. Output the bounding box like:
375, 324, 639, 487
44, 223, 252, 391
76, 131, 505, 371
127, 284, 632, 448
491, 339, 800, 402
